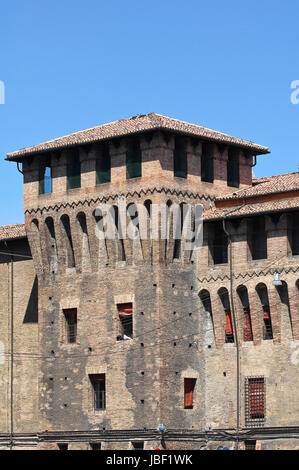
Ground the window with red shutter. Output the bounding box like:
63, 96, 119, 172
225, 308, 234, 343
117, 303, 133, 340
184, 378, 196, 409
244, 308, 253, 342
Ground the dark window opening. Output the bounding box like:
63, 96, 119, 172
126, 139, 141, 179
248, 217, 267, 260
117, 303, 133, 340
212, 222, 228, 264
245, 378, 265, 426
58, 443, 68, 450
263, 306, 273, 340
63, 308, 77, 343
289, 213, 299, 256
39, 164, 52, 194
132, 442, 144, 450
173, 137, 187, 179
184, 378, 196, 409
96, 143, 111, 184
227, 148, 240, 188
237, 286, 253, 342
90, 374, 106, 410
67, 155, 81, 190
201, 143, 214, 183
244, 440, 256, 450
90, 442, 101, 450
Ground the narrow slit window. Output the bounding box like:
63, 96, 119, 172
244, 308, 253, 342
117, 303, 133, 340
263, 306, 273, 340
173, 137, 187, 178
96, 144, 111, 184
225, 308, 234, 343
63, 308, 77, 343
184, 378, 196, 409
39, 165, 52, 194
201, 143, 214, 183
227, 148, 240, 188
90, 374, 106, 410
126, 140, 141, 179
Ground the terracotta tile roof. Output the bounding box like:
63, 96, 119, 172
6, 113, 269, 161
0, 223, 26, 241
204, 197, 299, 221
217, 172, 299, 201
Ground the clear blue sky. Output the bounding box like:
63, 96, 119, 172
1, 0, 299, 225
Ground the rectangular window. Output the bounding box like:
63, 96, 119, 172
67, 159, 81, 190
117, 303, 133, 340
174, 137, 187, 178
227, 149, 240, 188
90, 442, 101, 450
248, 217, 267, 260
290, 213, 299, 256
201, 143, 214, 183
184, 378, 196, 409
132, 441, 144, 450
212, 222, 228, 264
96, 144, 111, 184
245, 377, 265, 426
244, 440, 256, 450
126, 140, 142, 179
63, 308, 77, 343
39, 165, 52, 194
90, 374, 106, 410
58, 443, 68, 450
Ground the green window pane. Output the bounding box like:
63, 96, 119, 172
96, 154, 111, 184
126, 151, 141, 179
67, 161, 81, 190
174, 149, 187, 178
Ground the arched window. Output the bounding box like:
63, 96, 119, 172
237, 285, 253, 342
218, 287, 234, 343
199, 290, 214, 339
60, 215, 75, 268
256, 283, 273, 340
39, 161, 52, 194
45, 217, 58, 273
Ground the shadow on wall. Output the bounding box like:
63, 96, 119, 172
23, 276, 38, 323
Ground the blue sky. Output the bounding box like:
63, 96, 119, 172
1, 0, 299, 225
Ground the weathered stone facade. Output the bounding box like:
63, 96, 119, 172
1, 114, 299, 450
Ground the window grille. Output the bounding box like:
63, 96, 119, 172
132, 441, 144, 450
245, 377, 265, 427
244, 440, 256, 450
